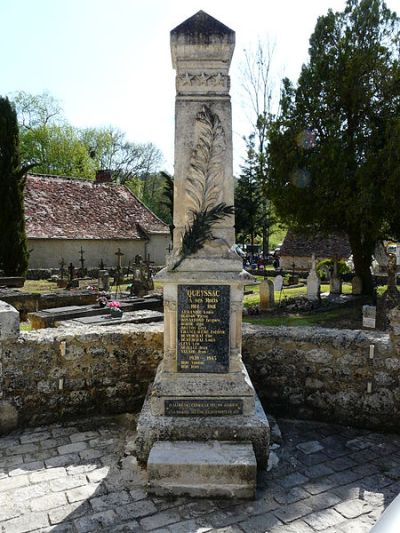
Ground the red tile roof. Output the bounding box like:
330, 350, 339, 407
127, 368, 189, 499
25, 174, 169, 240
280, 229, 351, 259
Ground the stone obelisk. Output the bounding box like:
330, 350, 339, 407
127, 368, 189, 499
135, 11, 269, 499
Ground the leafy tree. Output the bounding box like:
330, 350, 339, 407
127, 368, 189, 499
80, 127, 163, 183
11, 92, 164, 184
268, 0, 400, 294
21, 124, 95, 178
0, 97, 31, 275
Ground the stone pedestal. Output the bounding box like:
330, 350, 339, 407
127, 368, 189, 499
134, 11, 269, 499
136, 386, 269, 469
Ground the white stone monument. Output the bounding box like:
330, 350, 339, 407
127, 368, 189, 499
363, 305, 376, 328
273, 274, 284, 293
0, 300, 19, 340
135, 11, 269, 499
307, 254, 320, 301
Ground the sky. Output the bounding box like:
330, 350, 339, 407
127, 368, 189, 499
2, 0, 400, 174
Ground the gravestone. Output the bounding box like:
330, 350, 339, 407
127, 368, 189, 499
307, 254, 320, 301
259, 279, 274, 311
0, 300, 19, 339
363, 305, 376, 329
330, 259, 342, 295
273, 274, 284, 292
135, 11, 269, 499
98, 269, 110, 291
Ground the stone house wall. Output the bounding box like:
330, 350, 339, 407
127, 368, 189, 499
1, 318, 400, 434
28, 234, 170, 269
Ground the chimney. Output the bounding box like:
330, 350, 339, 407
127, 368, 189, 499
95, 169, 113, 184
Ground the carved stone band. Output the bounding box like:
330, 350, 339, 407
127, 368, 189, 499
177, 72, 230, 92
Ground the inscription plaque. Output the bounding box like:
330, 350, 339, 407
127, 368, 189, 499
177, 284, 230, 373
165, 399, 243, 416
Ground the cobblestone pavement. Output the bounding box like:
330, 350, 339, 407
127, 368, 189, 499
1, 416, 400, 533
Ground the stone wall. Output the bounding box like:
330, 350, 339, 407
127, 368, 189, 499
1, 317, 400, 434
0, 323, 163, 432
242, 324, 397, 431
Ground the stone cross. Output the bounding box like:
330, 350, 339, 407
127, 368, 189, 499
115, 248, 124, 269
59, 258, 66, 280
115, 248, 124, 286
79, 247, 85, 277
68, 263, 75, 282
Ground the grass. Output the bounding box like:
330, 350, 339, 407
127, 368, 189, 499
21, 279, 143, 295
243, 281, 352, 308
19, 276, 382, 332
243, 306, 360, 328
22, 279, 58, 294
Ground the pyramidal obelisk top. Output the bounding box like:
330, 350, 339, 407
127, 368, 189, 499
171, 10, 235, 47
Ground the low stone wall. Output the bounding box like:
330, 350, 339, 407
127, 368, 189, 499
242, 325, 397, 431
1, 318, 400, 434
0, 323, 163, 432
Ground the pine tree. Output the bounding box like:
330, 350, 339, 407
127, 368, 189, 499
0, 96, 31, 275
235, 136, 263, 248
268, 0, 400, 295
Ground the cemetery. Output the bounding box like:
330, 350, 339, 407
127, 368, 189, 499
1, 5, 400, 533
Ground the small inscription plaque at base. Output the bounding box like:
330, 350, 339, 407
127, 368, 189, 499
165, 399, 243, 416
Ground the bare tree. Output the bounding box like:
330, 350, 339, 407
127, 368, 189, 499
239, 40, 280, 256
11, 91, 64, 131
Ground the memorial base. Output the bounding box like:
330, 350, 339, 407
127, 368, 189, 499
135, 391, 270, 470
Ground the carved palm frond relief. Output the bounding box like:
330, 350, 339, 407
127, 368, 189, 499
185, 105, 226, 215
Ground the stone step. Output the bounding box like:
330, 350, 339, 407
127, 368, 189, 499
147, 440, 256, 499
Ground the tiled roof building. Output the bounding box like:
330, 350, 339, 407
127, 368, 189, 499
280, 229, 351, 270
24, 173, 170, 269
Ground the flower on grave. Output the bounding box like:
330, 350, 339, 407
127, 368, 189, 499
107, 300, 121, 309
